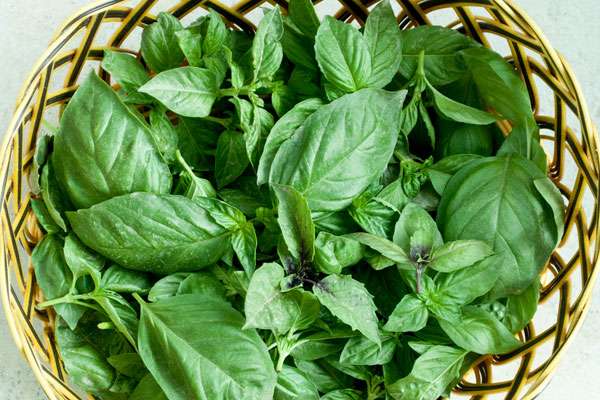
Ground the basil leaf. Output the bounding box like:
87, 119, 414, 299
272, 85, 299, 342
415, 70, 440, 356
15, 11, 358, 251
393, 203, 443, 254
364, 0, 402, 88
294, 359, 353, 392
68, 193, 233, 274
503, 279, 540, 333
148, 273, 190, 302
215, 130, 250, 188
176, 29, 203, 66
313, 274, 380, 345
139, 67, 219, 118
176, 272, 226, 299
130, 375, 168, 400
64, 233, 104, 288
387, 345, 467, 400
315, 16, 371, 93
282, 19, 318, 71
427, 154, 483, 195
437, 155, 561, 298
429, 240, 493, 273
320, 389, 362, 400
384, 294, 428, 333
232, 221, 258, 277
274, 365, 319, 400
273, 184, 315, 263
33, 235, 86, 329
176, 117, 220, 172
429, 84, 498, 125
252, 8, 284, 81
439, 306, 521, 354
53, 72, 171, 209
202, 11, 229, 56
257, 98, 323, 185
55, 317, 115, 392
92, 291, 139, 348
102, 50, 151, 102
399, 26, 478, 85
137, 294, 277, 400
141, 12, 184, 72
434, 255, 502, 306
100, 265, 152, 294
232, 97, 275, 167
534, 177, 565, 244
288, 0, 319, 38
340, 334, 397, 366
269, 88, 405, 212
149, 107, 179, 164
314, 232, 364, 275
31, 198, 61, 234
345, 233, 411, 269
244, 263, 318, 334
107, 352, 146, 380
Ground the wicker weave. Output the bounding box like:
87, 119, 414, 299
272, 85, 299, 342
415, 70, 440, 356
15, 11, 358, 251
0, 0, 597, 399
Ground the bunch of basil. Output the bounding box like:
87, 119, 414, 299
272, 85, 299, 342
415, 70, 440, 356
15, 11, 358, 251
30, 1, 564, 399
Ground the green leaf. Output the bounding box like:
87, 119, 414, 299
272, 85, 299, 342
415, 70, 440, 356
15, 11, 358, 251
313, 274, 380, 345
273, 184, 315, 263
252, 7, 284, 81
269, 88, 405, 212
340, 334, 397, 365
315, 16, 371, 92
130, 374, 168, 400
139, 67, 219, 118
177, 272, 226, 299
429, 84, 497, 125
64, 233, 104, 288
294, 359, 353, 393
55, 317, 115, 392
437, 155, 562, 298
344, 233, 411, 269
141, 12, 185, 72
429, 240, 493, 273
149, 107, 179, 164
439, 306, 521, 354
288, 0, 319, 38
176, 117, 220, 171
68, 193, 233, 274
100, 265, 152, 294
92, 291, 139, 348
320, 389, 362, 400
30, 198, 61, 234
503, 279, 540, 333
393, 204, 443, 256
137, 294, 277, 400
231, 97, 275, 167
384, 294, 428, 333
175, 152, 217, 200
176, 29, 203, 66
33, 235, 86, 329
364, 0, 402, 88
282, 19, 318, 71
215, 130, 250, 188
387, 345, 467, 400
53, 72, 171, 209
399, 26, 478, 85
534, 177, 565, 244
291, 329, 355, 361
257, 98, 323, 185
202, 11, 229, 57
434, 255, 502, 306
314, 232, 364, 275
427, 154, 483, 195
101, 50, 151, 102
232, 221, 258, 277
244, 263, 319, 335
148, 273, 190, 302
107, 352, 146, 380
275, 365, 319, 400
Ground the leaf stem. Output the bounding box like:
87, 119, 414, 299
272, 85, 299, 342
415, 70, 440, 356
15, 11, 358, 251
37, 293, 92, 309
219, 87, 251, 97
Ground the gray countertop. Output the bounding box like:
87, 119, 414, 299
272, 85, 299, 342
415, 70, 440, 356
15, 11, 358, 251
0, 1, 598, 399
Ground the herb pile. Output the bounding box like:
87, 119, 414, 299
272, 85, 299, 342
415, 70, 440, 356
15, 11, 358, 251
31, 1, 565, 399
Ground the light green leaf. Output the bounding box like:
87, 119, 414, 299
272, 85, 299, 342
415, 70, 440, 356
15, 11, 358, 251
429, 240, 493, 273
384, 294, 428, 333
252, 8, 284, 81
393, 204, 443, 255
288, 0, 319, 38
339, 334, 397, 366
141, 12, 185, 72
100, 264, 152, 294
176, 29, 203, 66
314, 232, 364, 275
232, 221, 258, 277
275, 365, 319, 400
64, 233, 104, 288
429, 84, 498, 125
148, 273, 190, 302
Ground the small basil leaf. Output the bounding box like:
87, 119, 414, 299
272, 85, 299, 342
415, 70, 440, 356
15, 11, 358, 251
177, 272, 226, 299
294, 359, 353, 393
252, 8, 284, 82
215, 130, 250, 188
314, 232, 364, 275
149, 107, 179, 164
148, 273, 191, 302
141, 12, 184, 72
288, 0, 319, 38
64, 233, 104, 288
429, 240, 493, 273
100, 265, 152, 294
339, 334, 397, 366
503, 279, 540, 334
393, 203, 442, 254
344, 233, 411, 269
274, 365, 319, 400
427, 154, 483, 195
384, 294, 428, 333
101, 50, 151, 100
429, 84, 498, 125
130, 374, 168, 400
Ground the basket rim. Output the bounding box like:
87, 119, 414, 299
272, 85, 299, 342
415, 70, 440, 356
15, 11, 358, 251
1, 1, 598, 399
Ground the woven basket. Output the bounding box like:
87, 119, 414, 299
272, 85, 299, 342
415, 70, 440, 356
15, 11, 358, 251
0, 0, 598, 399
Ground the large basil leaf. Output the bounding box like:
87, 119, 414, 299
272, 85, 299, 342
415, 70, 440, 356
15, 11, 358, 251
437, 155, 560, 298
399, 26, 478, 85
273, 184, 315, 263
257, 98, 323, 185
315, 16, 371, 93
139, 67, 219, 118
32, 235, 86, 329
439, 306, 521, 354
68, 193, 233, 274
53, 72, 171, 209
141, 12, 184, 72
269, 89, 405, 212
428, 240, 493, 273
313, 274, 380, 345
137, 294, 277, 400
387, 345, 467, 400
364, 0, 402, 88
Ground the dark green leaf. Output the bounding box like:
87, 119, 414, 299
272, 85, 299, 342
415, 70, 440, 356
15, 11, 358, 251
314, 232, 363, 275
503, 279, 539, 333
429, 240, 493, 273
274, 365, 319, 400
340, 334, 397, 365
130, 374, 168, 400
141, 12, 185, 72
215, 130, 249, 188
273, 184, 315, 262
100, 265, 152, 294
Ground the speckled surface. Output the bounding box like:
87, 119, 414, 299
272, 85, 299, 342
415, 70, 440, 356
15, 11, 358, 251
0, 1, 598, 399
